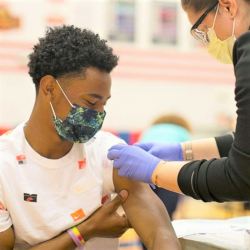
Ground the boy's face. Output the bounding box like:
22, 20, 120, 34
52, 67, 112, 121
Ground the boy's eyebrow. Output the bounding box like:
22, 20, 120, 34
87, 93, 111, 100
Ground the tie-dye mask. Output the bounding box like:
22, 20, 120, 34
50, 79, 106, 143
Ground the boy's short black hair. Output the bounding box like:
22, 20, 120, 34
28, 25, 119, 93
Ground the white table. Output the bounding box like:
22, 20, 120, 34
172, 216, 250, 250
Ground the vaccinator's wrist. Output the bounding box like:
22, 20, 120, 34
151, 161, 165, 186
147, 157, 161, 184
175, 143, 184, 161
180, 142, 186, 161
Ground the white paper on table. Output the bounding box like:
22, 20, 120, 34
181, 233, 247, 250
172, 216, 250, 238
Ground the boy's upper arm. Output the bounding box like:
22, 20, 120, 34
0, 175, 13, 233
113, 169, 176, 247
0, 199, 14, 249
0, 199, 12, 233
0, 161, 14, 247
0, 226, 14, 249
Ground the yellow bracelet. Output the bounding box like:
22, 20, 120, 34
71, 226, 85, 244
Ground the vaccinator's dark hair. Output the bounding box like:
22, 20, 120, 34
28, 25, 119, 93
181, 0, 250, 13
181, 0, 218, 13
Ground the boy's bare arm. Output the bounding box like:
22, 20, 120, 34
113, 169, 181, 250
0, 226, 14, 250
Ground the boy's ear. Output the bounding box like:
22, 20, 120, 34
39, 75, 57, 102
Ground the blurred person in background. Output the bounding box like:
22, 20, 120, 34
139, 114, 191, 250
108, 0, 250, 203
0, 25, 181, 250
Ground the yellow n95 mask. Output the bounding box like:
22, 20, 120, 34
207, 5, 236, 64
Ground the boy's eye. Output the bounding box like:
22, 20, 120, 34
87, 100, 95, 105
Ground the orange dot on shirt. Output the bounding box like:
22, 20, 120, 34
78, 158, 86, 169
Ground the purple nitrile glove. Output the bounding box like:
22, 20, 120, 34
108, 144, 161, 185
134, 142, 183, 161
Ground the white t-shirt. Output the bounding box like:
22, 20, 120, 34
0, 123, 124, 250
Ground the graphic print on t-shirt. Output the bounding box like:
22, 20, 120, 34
70, 208, 86, 221
0, 201, 6, 210
78, 158, 87, 169
16, 155, 27, 164
24, 193, 37, 202
101, 195, 109, 204
4, 130, 13, 136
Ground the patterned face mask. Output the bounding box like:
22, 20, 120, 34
50, 79, 106, 143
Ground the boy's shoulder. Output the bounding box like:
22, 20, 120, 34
0, 123, 24, 152
89, 131, 124, 146
85, 131, 125, 157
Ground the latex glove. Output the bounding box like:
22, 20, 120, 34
108, 144, 161, 184
134, 142, 183, 161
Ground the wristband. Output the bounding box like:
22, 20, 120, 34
67, 227, 84, 249
185, 141, 194, 161
72, 226, 85, 244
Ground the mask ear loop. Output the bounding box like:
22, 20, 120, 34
232, 17, 236, 36
50, 102, 57, 119
55, 79, 75, 108
212, 4, 219, 29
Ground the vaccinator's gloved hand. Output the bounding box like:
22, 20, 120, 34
108, 144, 161, 184
134, 142, 183, 161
